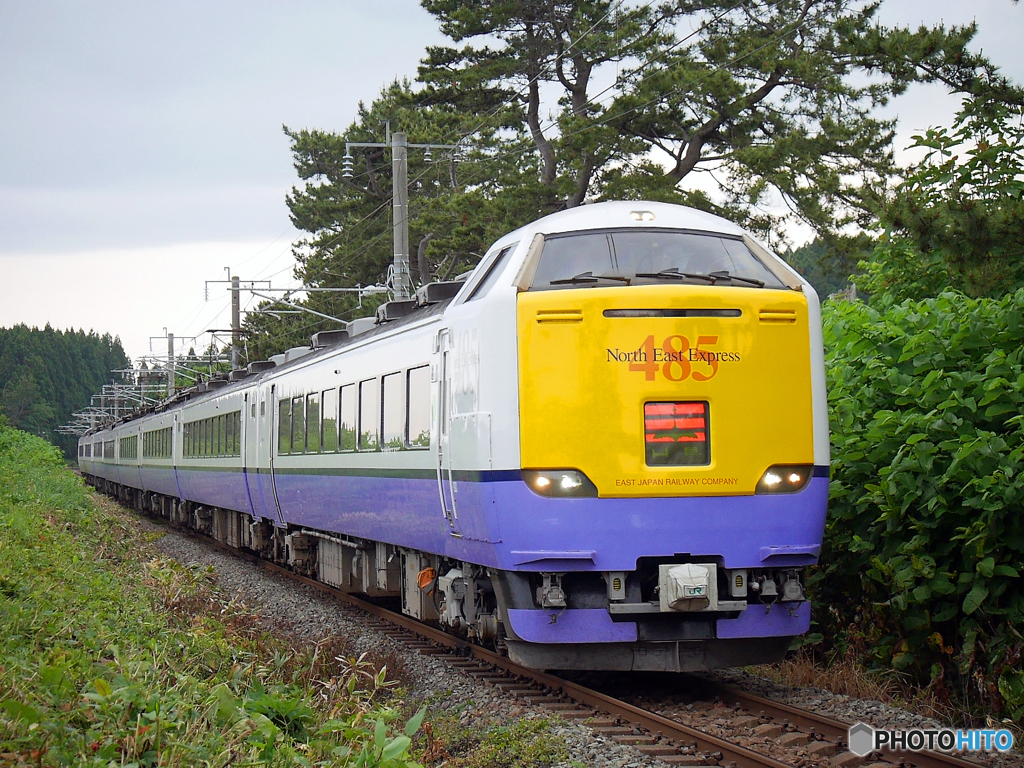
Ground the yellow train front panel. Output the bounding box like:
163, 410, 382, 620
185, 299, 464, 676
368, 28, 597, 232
517, 285, 814, 497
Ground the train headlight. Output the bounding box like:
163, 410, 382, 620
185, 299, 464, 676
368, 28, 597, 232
523, 469, 598, 498
755, 464, 812, 494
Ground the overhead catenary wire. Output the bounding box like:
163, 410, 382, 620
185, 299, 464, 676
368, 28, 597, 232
286, 0, 653, 279
184, 0, 809, 364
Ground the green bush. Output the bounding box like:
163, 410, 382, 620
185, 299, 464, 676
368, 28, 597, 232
817, 290, 1024, 722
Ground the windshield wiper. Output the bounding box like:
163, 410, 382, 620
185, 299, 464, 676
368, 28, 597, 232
709, 270, 764, 287
550, 271, 631, 286
635, 268, 716, 283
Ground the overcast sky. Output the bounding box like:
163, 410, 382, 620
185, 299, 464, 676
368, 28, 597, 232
0, 1, 1021, 364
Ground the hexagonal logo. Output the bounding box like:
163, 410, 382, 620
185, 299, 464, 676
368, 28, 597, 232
848, 722, 874, 757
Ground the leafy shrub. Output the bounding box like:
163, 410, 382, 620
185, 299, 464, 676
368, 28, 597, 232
875, 99, 1024, 299
857, 238, 950, 304
817, 290, 1024, 723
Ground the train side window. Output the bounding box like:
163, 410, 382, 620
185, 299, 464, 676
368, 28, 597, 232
218, 415, 226, 456
358, 378, 379, 451
278, 399, 292, 454
339, 384, 356, 452
291, 396, 306, 453
381, 372, 404, 450
306, 392, 321, 453
232, 412, 240, 456
466, 243, 518, 301
206, 419, 213, 457
226, 413, 235, 456
407, 365, 430, 448
322, 388, 338, 452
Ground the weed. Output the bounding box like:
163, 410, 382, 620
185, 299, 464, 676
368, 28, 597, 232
754, 648, 951, 722
413, 710, 567, 768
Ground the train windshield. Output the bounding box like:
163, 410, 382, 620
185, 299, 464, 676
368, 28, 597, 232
530, 229, 786, 290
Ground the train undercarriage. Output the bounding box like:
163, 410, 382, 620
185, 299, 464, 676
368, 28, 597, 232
86, 474, 804, 672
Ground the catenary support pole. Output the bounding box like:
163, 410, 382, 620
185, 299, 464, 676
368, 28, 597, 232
167, 333, 175, 398
392, 132, 410, 299
231, 275, 241, 369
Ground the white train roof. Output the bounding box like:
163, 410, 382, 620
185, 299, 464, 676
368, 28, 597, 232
503, 201, 747, 242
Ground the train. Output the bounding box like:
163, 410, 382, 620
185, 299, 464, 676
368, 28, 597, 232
79, 200, 829, 673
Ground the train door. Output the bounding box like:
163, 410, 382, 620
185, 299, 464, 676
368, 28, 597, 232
435, 328, 461, 536
262, 384, 285, 524
172, 413, 185, 500
242, 391, 259, 515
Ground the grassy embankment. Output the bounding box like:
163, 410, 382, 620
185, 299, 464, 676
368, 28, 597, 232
0, 422, 426, 766
0, 423, 567, 767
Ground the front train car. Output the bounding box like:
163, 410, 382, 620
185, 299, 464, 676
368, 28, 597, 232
473, 201, 829, 671
76, 200, 827, 675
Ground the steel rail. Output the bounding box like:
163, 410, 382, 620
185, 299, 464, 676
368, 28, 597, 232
242, 556, 802, 768
692, 678, 984, 768
180, 529, 985, 768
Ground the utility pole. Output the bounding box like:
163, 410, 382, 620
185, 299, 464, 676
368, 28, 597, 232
206, 275, 270, 369
167, 333, 175, 397
392, 133, 410, 299
231, 275, 241, 369
342, 130, 458, 300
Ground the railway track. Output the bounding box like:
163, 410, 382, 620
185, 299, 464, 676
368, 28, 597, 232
161, 520, 983, 768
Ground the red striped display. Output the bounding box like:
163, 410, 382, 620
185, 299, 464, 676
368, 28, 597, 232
644, 402, 710, 466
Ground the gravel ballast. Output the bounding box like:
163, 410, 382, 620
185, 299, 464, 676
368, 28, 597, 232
139, 513, 1020, 768
148, 522, 664, 768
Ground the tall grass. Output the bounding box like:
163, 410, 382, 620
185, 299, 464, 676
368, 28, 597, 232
0, 425, 422, 767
